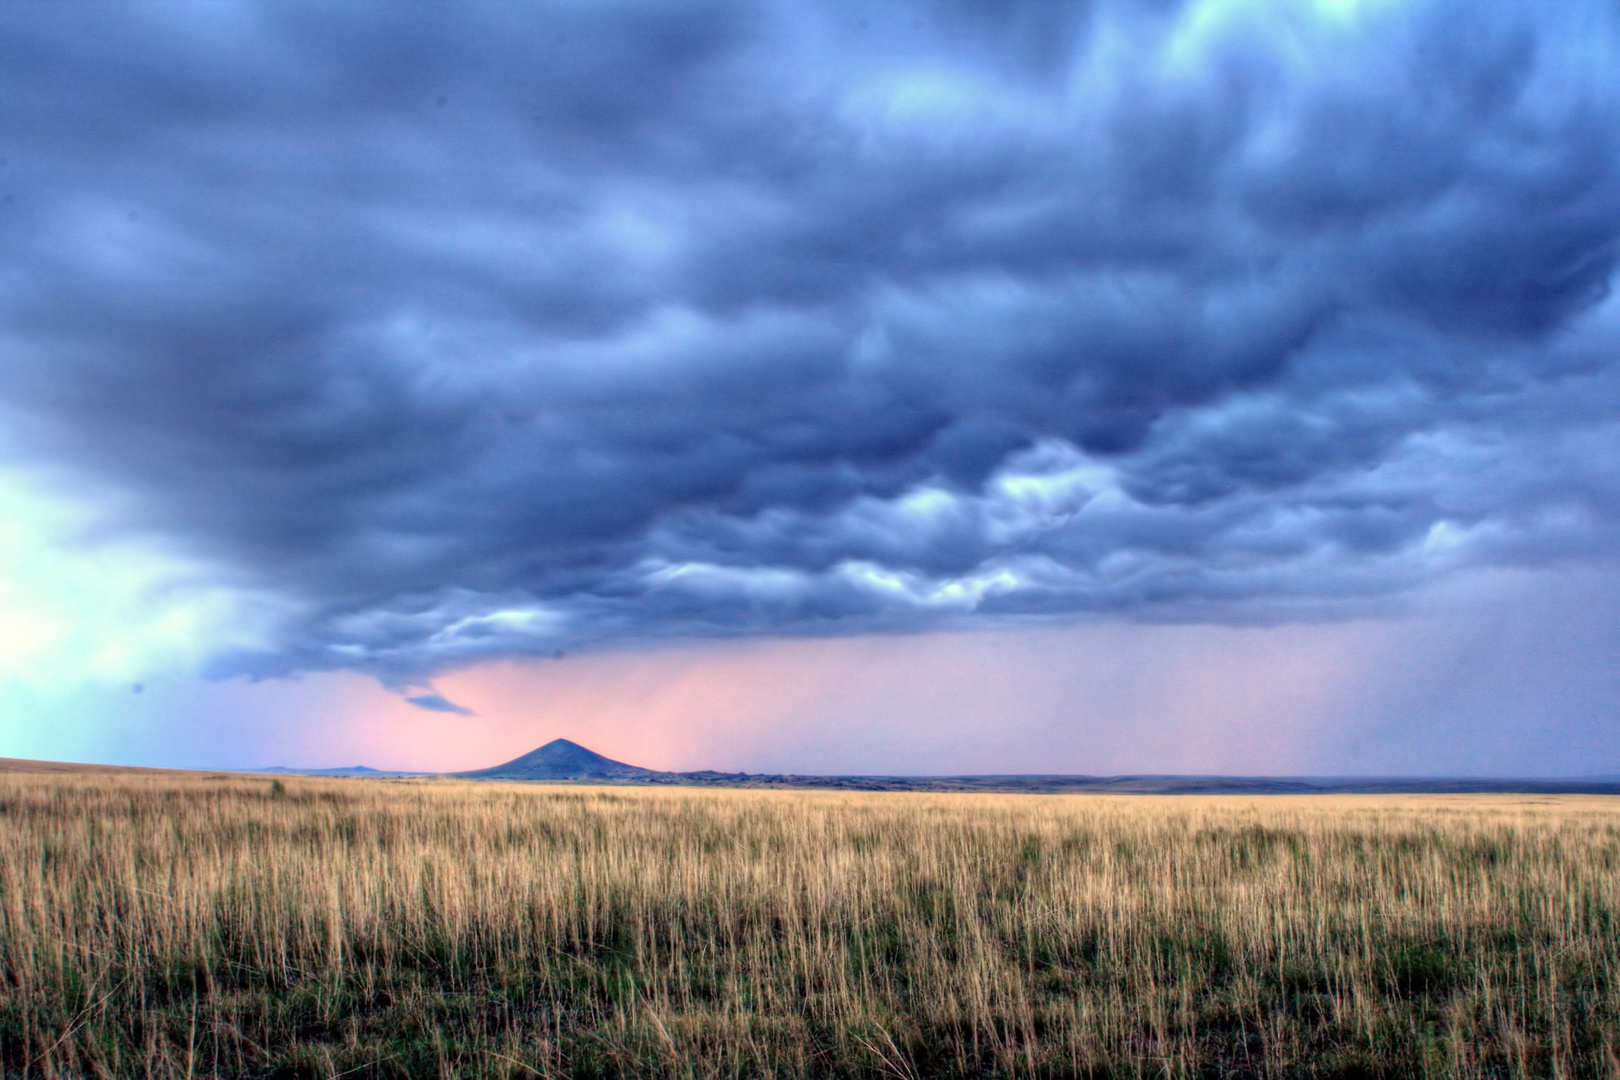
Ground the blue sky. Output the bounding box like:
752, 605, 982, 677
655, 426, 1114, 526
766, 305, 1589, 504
2, 0, 1619, 775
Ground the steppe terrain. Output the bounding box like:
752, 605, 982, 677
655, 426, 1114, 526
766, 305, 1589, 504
1, 767, 1617, 1077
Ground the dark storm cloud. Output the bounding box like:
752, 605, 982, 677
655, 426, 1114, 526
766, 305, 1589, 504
3, 0, 1620, 679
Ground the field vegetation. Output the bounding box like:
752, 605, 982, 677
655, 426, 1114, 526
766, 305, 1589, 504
1, 770, 1618, 1077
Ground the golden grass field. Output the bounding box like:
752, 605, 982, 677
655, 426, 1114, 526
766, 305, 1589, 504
1, 767, 1618, 1078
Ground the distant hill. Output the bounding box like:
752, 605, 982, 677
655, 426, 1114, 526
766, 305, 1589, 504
269, 738, 1620, 793
34, 740, 1615, 794
456, 738, 660, 781
0, 757, 200, 776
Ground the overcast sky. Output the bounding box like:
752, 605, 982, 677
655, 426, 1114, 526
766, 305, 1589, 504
2, 0, 1619, 774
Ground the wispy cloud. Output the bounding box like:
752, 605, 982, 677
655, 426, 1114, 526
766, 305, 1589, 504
404, 693, 476, 717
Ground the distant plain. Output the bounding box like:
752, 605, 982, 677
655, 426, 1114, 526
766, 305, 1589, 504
3, 765, 1618, 1077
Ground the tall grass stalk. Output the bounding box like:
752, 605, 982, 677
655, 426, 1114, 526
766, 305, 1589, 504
1, 773, 1618, 1077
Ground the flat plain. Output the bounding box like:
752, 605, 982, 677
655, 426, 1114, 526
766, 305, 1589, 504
1, 768, 1617, 1078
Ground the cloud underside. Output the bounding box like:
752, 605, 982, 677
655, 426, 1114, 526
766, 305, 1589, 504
2, 0, 1620, 680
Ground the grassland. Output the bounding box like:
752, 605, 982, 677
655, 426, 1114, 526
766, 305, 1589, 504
1, 771, 1618, 1078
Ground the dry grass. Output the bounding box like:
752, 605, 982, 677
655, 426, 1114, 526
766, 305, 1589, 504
1, 772, 1618, 1078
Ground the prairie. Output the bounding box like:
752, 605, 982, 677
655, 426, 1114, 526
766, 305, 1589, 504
1, 770, 1617, 1078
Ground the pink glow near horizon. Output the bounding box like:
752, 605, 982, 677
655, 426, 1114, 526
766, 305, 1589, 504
76, 565, 1611, 778
326, 619, 1395, 775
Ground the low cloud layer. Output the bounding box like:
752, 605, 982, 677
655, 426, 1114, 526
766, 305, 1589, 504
3, 0, 1620, 683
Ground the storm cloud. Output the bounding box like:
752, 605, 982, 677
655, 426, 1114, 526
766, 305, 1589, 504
2, 0, 1619, 683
